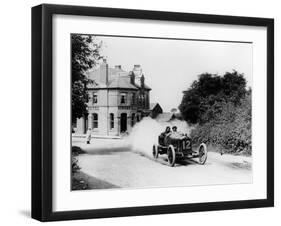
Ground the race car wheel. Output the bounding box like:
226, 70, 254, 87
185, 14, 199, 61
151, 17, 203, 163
198, 143, 207, 165
152, 144, 159, 159
167, 145, 176, 167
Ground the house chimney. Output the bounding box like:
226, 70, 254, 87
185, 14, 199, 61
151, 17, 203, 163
100, 59, 108, 85
141, 74, 145, 88
130, 72, 135, 85
133, 64, 142, 77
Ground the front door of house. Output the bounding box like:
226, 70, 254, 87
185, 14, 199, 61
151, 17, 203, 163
120, 113, 127, 133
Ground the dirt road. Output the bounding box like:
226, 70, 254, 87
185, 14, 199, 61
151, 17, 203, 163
73, 138, 252, 189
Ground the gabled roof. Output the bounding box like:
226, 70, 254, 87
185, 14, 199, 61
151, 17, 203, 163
108, 76, 138, 90
150, 103, 162, 110
87, 80, 106, 89
85, 65, 151, 90
86, 67, 129, 82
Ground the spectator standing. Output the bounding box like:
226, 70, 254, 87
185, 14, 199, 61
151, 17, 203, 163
86, 128, 92, 144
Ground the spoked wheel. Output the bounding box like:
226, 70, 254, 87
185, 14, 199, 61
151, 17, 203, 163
152, 144, 159, 159
198, 143, 207, 165
167, 145, 176, 167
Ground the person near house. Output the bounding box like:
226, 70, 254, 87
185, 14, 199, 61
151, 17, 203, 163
86, 128, 92, 144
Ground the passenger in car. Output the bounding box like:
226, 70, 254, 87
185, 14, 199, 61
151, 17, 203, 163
172, 126, 177, 132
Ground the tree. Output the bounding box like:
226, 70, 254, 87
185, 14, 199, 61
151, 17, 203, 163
71, 34, 102, 122
179, 71, 247, 124
178, 88, 201, 123
221, 70, 247, 104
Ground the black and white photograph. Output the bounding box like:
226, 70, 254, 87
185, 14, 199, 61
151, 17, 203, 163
29, 3, 274, 222
71, 34, 253, 191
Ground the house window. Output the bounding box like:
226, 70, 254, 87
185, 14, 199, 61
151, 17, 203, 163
93, 93, 98, 104
120, 93, 127, 104
93, 113, 98, 128
110, 113, 114, 129
131, 113, 135, 127
132, 93, 135, 105
139, 93, 145, 106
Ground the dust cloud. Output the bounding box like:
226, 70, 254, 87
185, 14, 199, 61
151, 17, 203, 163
126, 117, 192, 157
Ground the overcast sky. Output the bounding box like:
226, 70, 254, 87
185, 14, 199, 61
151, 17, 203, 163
96, 35, 252, 112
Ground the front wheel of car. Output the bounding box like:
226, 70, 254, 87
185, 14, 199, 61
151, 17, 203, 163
152, 144, 159, 159
167, 145, 176, 167
198, 143, 207, 165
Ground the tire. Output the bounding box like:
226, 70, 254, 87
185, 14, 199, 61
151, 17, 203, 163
198, 143, 207, 165
167, 145, 176, 167
152, 144, 159, 159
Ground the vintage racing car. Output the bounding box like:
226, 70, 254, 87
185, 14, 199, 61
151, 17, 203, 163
152, 130, 207, 167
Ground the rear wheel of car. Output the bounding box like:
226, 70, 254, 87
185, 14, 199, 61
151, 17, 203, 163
198, 143, 207, 165
167, 145, 176, 167
152, 144, 158, 159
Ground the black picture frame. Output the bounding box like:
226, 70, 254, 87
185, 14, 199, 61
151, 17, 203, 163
32, 4, 274, 222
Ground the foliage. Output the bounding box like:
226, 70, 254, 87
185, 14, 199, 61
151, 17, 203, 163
71, 34, 102, 122
179, 71, 246, 124
179, 71, 251, 155
72, 177, 88, 190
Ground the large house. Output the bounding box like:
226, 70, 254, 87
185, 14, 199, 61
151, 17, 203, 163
74, 59, 152, 136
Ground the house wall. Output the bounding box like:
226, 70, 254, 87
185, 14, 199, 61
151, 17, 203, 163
75, 89, 143, 136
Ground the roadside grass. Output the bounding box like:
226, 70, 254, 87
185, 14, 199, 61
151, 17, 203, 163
72, 171, 120, 190
71, 146, 89, 190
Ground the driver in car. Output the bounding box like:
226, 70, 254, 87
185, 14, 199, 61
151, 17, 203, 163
159, 126, 171, 145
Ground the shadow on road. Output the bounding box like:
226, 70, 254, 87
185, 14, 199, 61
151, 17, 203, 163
226, 161, 252, 170
84, 147, 131, 155
72, 145, 131, 156
139, 153, 202, 168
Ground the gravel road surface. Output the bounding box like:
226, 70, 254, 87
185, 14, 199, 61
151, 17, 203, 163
73, 138, 252, 189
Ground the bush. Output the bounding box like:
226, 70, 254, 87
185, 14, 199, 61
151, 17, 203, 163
71, 146, 85, 173
191, 92, 251, 155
